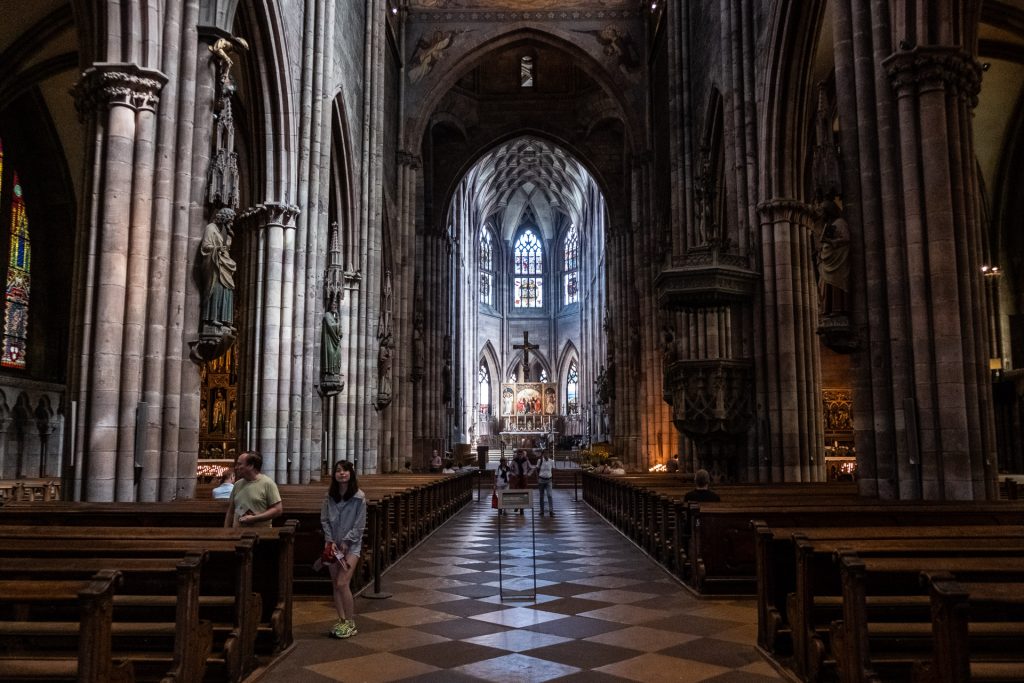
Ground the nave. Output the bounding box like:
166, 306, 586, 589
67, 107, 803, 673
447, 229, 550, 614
266, 490, 782, 683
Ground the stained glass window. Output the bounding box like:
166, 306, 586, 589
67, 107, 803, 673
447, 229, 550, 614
0, 138, 30, 370
563, 226, 579, 305
566, 360, 579, 414
478, 363, 490, 416
513, 228, 543, 308
479, 230, 493, 305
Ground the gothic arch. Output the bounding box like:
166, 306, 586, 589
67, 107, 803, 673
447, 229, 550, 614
407, 26, 640, 155
235, 0, 297, 201
759, 1, 828, 200
556, 341, 579, 386
330, 97, 358, 273
479, 341, 500, 412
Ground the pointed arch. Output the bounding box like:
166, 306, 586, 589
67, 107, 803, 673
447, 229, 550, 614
556, 341, 580, 415
479, 340, 501, 416
759, 1, 829, 200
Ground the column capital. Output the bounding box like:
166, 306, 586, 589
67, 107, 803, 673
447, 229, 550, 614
398, 150, 422, 169
72, 63, 167, 119
884, 46, 982, 105
757, 198, 817, 227
240, 201, 301, 228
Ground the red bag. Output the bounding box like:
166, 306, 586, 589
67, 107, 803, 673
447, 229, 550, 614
491, 490, 499, 509
321, 544, 338, 565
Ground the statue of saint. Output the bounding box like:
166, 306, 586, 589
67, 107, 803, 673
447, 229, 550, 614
412, 312, 425, 379
321, 299, 342, 378
817, 197, 851, 316
198, 208, 237, 334
378, 332, 393, 399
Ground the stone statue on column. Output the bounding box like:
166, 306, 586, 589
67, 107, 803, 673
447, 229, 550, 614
192, 34, 247, 365
191, 208, 238, 362
320, 219, 345, 396
816, 197, 850, 316
375, 269, 394, 410
411, 310, 425, 382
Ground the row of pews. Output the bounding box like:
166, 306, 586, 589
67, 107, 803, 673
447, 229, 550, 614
582, 472, 1024, 682
0, 471, 475, 682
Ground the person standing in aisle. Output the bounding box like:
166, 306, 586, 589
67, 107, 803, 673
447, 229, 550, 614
535, 451, 555, 516
320, 460, 367, 639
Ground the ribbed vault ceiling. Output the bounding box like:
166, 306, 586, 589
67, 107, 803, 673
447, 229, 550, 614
465, 136, 593, 232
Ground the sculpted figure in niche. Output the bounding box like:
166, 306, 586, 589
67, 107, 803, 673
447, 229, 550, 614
660, 325, 678, 365
378, 333, 394, 401
817, 197, 850, 316
198, 208, 238, 334
411, 312, 425, 380
321, 299, 342, 378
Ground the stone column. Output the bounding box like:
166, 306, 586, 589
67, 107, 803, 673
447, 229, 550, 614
394, 150, 420, 472
240, 202, 300, 484
71, 64, 166, 501
883, 45, 991, 499
756, 199, 824, 482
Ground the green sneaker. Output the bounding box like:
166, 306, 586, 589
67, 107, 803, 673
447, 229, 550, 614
328, 619, 345, 638
331, 619, 357, 639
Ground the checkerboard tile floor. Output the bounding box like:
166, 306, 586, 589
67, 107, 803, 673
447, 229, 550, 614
261, 489, 784, 682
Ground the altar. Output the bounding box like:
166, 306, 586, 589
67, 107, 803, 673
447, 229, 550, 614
499, 381, 559, 444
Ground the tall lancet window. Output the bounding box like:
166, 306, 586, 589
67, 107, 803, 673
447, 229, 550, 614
479, 230, 494, 306
513, 228, 543, 308
478, 363, 490, 416
563, 226, 579, 305
566, 360, 579, 414
0, 139, 30, 369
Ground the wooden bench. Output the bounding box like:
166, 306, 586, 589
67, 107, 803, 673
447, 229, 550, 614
833, 555, 1024, 683
752, 522, 1024, 655
791, 540, 1024, 682
0, 533, 259, 682
911, 572, 1024, 683
0, 570, 134, 683
0, 522, 299, 659
0, 553, 210, 682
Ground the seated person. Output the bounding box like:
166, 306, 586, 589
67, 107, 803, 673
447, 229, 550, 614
683, 468, 721, 502
401, 460, 413, 473
666, 454, 680, 473
442, 460, 456, 474
607, 460, 626, 475
212, 468, 235, 499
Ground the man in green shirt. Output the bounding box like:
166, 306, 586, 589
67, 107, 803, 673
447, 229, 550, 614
223, 451, 283, 528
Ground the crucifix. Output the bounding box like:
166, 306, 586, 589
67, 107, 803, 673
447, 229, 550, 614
512, 332, 540, 382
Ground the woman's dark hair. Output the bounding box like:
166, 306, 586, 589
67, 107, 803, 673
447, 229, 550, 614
328, 460, 359, 502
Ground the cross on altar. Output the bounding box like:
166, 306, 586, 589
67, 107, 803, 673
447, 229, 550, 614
513, 332, 540, 381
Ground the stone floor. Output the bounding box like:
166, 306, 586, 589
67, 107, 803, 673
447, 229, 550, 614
259, 488, 785, 682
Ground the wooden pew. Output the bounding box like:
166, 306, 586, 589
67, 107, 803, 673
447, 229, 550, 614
0, 522, 300, 657
0, 553, 210, 683
752, 522, 1024, 655
0, 534, 258, 683
790, 539, 1024, 682
833, 555, 1024, 683
912, 572, 1024, 683
0, 570, 134, 683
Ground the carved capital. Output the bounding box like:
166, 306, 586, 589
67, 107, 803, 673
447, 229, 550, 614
757, 198, 817, 227
72, 63, 167, 120
398, 149, 422, 169
240, 201, 301, 229
884, 46, 982, 105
